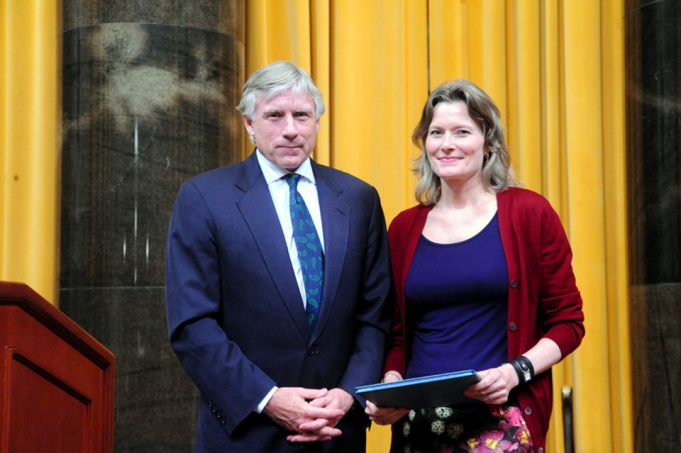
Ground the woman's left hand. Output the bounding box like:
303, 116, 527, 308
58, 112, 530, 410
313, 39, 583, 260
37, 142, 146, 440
464, 364, 519, 405
365, 400, 409, 426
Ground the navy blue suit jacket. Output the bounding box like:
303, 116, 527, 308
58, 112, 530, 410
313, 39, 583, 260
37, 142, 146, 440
166, 152, 391, 452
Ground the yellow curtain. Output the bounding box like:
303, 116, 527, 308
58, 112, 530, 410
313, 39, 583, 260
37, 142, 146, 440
0, 0, 59, 304
245, 1, 631, 452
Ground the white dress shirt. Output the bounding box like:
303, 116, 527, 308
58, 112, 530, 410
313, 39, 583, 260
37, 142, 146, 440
254, 150, 326, 412
256, 150, 325, 306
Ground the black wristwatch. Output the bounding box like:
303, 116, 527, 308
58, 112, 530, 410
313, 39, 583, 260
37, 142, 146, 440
510, 356, 535, 384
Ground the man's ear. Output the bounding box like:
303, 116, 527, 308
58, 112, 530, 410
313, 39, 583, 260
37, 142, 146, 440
243, 115, 255, 136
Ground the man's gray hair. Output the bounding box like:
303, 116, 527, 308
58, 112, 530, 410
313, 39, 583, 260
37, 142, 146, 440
237, 61, 325, 121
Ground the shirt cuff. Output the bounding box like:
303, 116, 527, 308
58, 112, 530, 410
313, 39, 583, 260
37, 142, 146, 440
255, 386, 278, 413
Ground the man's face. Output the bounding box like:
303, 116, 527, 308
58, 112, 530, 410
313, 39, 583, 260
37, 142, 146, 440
244, 88, 320, 172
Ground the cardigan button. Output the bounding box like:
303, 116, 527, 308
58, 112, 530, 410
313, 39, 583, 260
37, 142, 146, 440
524, 407, 532, 416
510, 279, 518, 288
509, 322, 517, 331
538, 448, 544, 453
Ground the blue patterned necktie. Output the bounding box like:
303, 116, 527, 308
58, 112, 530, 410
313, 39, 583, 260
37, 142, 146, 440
285, 173, 324, 328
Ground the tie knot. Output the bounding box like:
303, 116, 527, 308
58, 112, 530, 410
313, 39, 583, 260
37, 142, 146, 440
284, 173, 301, 189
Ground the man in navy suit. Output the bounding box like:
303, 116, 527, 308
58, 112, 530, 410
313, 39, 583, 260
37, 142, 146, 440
165, 61, 391, 452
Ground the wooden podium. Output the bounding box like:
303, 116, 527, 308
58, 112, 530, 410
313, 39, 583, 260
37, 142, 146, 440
0, 281, 114, 452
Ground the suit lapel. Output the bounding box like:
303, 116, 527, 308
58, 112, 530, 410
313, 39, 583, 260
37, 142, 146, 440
235, 154, 311, 340
312, 163, 350, 339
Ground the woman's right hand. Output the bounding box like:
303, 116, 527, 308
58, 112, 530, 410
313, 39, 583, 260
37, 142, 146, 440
364, 371, 409, 426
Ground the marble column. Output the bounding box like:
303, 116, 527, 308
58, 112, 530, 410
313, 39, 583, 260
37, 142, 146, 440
59, 2, 244, 451
625, 1, 681, 451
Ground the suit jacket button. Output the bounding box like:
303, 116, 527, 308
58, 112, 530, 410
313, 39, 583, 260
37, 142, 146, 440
509, 322, 517, 331
307, 348, 318, 356
510, 279, 518, 288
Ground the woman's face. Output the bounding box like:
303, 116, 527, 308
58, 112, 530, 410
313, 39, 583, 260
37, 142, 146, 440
425, 101, 486, 186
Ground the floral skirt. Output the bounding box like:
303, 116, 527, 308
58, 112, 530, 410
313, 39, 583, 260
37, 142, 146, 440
394, 405, 534, 453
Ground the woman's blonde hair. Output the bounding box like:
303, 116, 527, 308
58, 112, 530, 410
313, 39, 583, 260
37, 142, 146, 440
412, 79, 518, 205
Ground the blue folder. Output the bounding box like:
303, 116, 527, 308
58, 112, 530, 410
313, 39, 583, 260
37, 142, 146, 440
355, 370, 481, 409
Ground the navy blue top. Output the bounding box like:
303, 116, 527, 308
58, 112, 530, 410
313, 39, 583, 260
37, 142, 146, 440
405, 213, 509, 379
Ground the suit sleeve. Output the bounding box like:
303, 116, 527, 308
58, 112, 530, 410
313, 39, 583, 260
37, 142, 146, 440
336, 187, 392, 403
165, 181, 276, 435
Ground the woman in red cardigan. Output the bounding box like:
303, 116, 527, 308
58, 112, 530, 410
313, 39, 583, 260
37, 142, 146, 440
365, 80, 585, 453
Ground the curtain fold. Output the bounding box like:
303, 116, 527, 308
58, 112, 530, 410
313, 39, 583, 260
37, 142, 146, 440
600, 2, 632, 452
329, 0, 428, 219
561, 2, 612, 452
0, 0, 59, 304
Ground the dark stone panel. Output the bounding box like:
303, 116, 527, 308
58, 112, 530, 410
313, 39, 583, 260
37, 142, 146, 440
624, 0, 652, 11
629, 284, 681, 451
63, 0, 243, 36
60, 22, 242, 288
626, 2, 681, 451
59, 288, 199, 452
60, 8, 243, 452
625, 1, 681, 286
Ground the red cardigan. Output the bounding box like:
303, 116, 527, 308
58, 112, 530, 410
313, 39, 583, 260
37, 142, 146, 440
384, 187, 585, 451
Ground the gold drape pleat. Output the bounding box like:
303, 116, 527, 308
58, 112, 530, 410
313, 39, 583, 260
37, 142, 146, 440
2, 0, 631, 451
600, 2, 632, 452
0, 0, 59, 304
